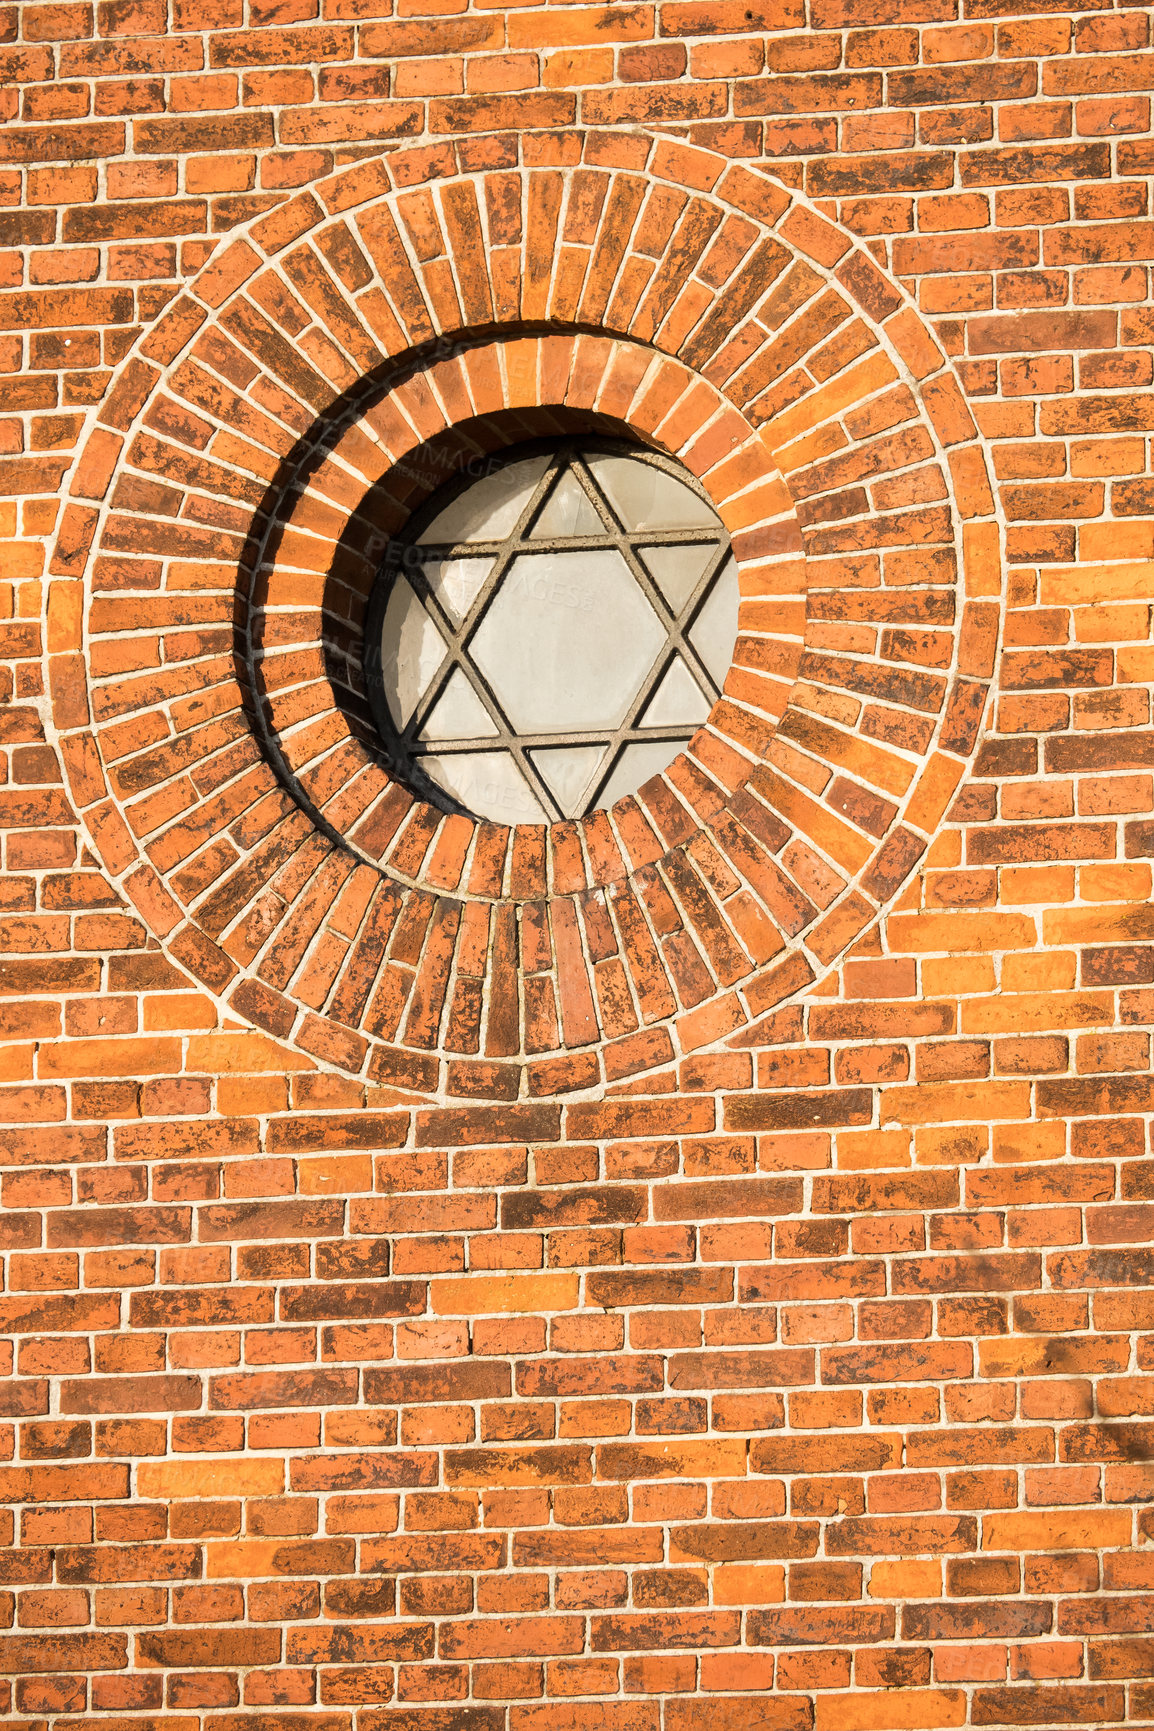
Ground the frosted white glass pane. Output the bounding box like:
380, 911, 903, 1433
641, 657, 711, 729
639, 542, 719, 614
530, 468, 604, 538
420, 669, 498, 742
380, 578, 445, 728
422, 750, 550, 825
529, 745, 609, 818
422, 555, 492, 625
688, 553, 740, 686
597, 740, 683, 809
589, 454, 721, 532
472, 549, 664, 733
418, 456, 549, 544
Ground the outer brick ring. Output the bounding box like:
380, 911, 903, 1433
49, 128, 1003, 1099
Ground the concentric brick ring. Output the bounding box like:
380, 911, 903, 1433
247, 328, 802, 892
50, 128, 1003, 1097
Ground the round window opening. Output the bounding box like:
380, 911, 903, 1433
364, 438, 739, 826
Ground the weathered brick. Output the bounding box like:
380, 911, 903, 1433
2, 19, 1153, 1721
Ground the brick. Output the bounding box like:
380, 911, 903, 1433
432, 1274, 580, 1315
136, 1456, 283, 1499
814, 1693, 965, 1730
0, 1632, 127, 1673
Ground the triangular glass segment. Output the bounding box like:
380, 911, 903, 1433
421, 556, 492, 626
639, 542, 719, 615
417, 456, 550, 544
688, 553, 741, 686
420, 750, 551, 826
589, 454, 721, 533
529, 467, 604, 538
379, 578, 446, 728
529, 745, 610, 818
597, 740, 684, 810
419, 669, 499, 743
640, 657, 711, 729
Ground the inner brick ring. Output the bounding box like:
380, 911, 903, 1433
247, 332, 802, 891
53, 130, 1002, 1096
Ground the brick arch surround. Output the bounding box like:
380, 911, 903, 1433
51, 128, 1002, 1099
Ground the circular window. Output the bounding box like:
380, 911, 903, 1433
363, 438, 739, 825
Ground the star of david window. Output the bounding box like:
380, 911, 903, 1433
364, 438, 739, 826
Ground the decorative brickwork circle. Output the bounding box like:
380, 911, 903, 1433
52, 129, 1003, 1098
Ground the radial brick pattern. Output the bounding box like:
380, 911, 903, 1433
57, 132, 1000, 1097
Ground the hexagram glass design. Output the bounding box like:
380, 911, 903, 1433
364, 439, 739, 827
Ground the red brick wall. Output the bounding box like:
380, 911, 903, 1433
2, 3, 1154, 1727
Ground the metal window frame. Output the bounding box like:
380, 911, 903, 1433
363, 436, 734, 825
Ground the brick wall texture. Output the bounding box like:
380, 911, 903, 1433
3, 0, 1154, 1726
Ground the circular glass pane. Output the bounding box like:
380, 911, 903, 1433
363, 439, 738, 825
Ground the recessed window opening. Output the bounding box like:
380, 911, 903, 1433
364, 437, 739, 826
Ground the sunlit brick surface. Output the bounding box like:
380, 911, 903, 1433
2, 5, 1154, 1728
